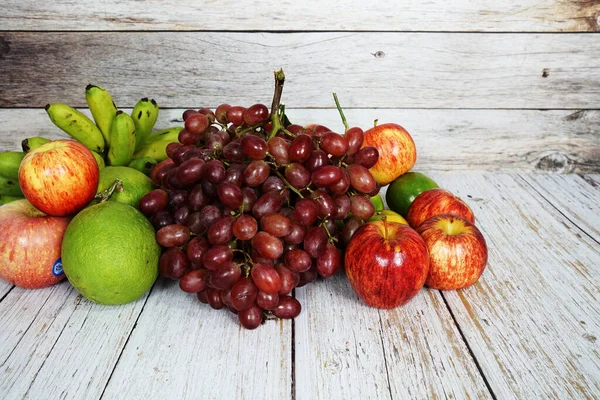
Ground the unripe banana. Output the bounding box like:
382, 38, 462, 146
107, 111, 136, 166
0, 175, 23, 197
0, 151, 25, 180
0, 194, 24, 205
91, 151, 106, 169
143, 126, 183, 145
133, 139, 171, 162
45, 103, 105, 153
132, 98, 159, 151
128, 157, 158, 176
21, 137, 51, 153
86, 84, 118, 147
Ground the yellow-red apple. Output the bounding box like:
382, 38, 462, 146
406, 188, 474, 228
18, 139, 99, 216
0, 199, 71, 288
416, 214, 488, 290
345, 220, 429, 309
362, 123, 416, 186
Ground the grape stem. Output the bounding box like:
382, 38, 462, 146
273, 169, 304, 199
321, 220, 339, 244
333, 92, 350, 132
267, 69, 291, 140
94, 179, 123, 203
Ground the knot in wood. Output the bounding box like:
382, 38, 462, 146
373, 51, 385, 59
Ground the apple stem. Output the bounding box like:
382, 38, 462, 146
373, 119, 378, 127
94, 179, 123, 203
332, 92, 350, 132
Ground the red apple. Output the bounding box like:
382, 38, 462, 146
362, 123, 416, 186
406, 188, 474, 228
417, 214, 488, 290
0, 199, 71, 289
345, 220, 429, 309
18, 139, 99, 217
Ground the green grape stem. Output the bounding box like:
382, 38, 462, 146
333, 92, 350, 132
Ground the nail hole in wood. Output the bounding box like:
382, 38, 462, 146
542, 68, 550, 78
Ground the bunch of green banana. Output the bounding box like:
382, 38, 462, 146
42, 85, 148, 170
132, 126, 183, 163
0, 151, 25, 203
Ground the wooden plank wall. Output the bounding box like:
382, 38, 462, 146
1, 0, 599, 172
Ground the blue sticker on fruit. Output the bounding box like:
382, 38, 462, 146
52, 258, 64, 276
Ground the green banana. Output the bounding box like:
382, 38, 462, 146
0, 194, 24, 205
21, 137, 51, 153
132, 98, 159, 151
0, 151, 25, 180
143, 126, 183, 145
91, 151, 106, 169
133, 139, 171, 162
0, 175, 23, 197
107, 111, 136, 166
45, 103, 105, 153
86, 84, 118, 147
128, 157, 158, 176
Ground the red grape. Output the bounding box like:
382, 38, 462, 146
156, 224, 190, 247
180, 269, 209, 293
273, 295, 301, 319
251, 231, 284, 260
243, 103, 269, 126
251, 263, 282, 294
238, 303, 263, 329
139, 189, 169, 215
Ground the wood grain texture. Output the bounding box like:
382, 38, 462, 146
1, 108, 598, 173
101, 278, 292, 399
521, 174, 600, 242
294, 275, 491, 399
429, 173, 600, 399
1, 0, 599, 32
1, 32, 599, 109
0, 282, 148, 399
0, 281, 13, 300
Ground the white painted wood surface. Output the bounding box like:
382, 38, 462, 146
1, 174, 599, 399
431, 173, 600, 399
2, 32, 599, 109
521, 174, 600, 241
1, 108, 598, 173
101, 278, 292, 400
1, 0, 599, 32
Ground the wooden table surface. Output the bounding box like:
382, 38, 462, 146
0, 172, 598, 399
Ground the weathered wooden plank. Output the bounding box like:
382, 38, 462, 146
101, 278, 292, 399
295, 275, 491, 399
0, 281, 13, 300
1, 32, 599, 109
1, 108, 598, 173
0, 282, 148, 399
521, 174, 600, 242
428, 173, 600, 398
1, 0, 598, 32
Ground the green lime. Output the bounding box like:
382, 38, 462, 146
386, 172, 439, 217
97, 166, 155, 208
370, 194, 385, 212
61, 201, 160, 305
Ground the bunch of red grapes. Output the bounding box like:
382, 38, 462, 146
138, 97, 380, 329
